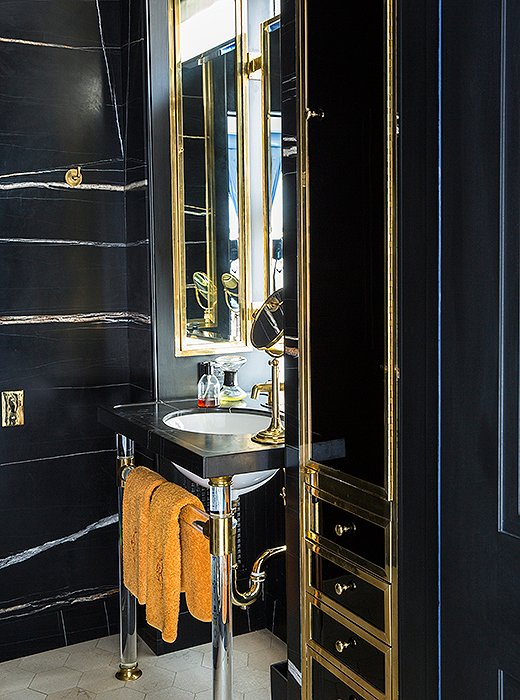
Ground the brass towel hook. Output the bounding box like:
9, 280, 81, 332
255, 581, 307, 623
65, 166, 82, 187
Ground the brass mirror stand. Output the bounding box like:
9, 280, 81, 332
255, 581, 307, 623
250, 289, 284, 445
251, 352, 284, 445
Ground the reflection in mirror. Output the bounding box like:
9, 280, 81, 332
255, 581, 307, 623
262, 18, 283, 295
173, 0, 246, 352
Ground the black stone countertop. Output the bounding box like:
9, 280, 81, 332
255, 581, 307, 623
98, 398, 285, 479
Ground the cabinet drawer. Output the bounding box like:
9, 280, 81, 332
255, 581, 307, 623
311, 604, 389, 697
309, 548, 389, 640
308, 491, 390, 580
311, 657, 376, 700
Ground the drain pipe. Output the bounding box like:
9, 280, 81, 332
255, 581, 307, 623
232, 545, 287, 609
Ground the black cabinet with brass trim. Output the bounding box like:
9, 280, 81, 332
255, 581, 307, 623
297, 0, 397, 697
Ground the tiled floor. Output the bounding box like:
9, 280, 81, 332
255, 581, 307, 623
0, 629, 286, 699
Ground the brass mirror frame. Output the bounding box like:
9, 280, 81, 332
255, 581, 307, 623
169, 0, 252, 356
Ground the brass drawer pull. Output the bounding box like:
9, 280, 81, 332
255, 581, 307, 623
335, 580, 357, 595
335, 637, 357, 653
335, 523, 356, 536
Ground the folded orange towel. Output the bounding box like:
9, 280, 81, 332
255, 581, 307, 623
122, 466, 166, 604
146, 482, 212, 643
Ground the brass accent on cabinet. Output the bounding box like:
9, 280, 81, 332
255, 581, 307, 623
65, 166, 82, 187
298, 0, 398, 697
1, 390, 24, 427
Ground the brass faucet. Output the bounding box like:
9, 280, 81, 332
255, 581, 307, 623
250, 381, 284, 408
251, 360, 284, 445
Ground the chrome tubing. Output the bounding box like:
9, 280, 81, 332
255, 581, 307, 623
209, 477, 234, 700
232, 545, 287, 608
116, 434, 142, 681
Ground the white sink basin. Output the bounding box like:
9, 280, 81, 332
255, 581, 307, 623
163, 410, 270, 435
162, 410, 279, 498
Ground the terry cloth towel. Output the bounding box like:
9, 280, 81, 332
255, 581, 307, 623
146, 482, 212, 643
122, 466, 166, 605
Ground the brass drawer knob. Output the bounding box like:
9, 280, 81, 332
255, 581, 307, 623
335, 523, 356, 536
335, 580, 356, 595
335, 637, 357, 653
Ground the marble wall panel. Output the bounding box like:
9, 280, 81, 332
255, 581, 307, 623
0, 0, 152, 661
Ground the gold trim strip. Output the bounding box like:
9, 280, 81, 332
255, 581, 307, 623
308, 648, 379, 700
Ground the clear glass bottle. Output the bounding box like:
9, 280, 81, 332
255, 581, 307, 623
197, 362, 221, 408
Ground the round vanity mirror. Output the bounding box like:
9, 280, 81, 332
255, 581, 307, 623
250, 289, 284, 445
251, 289, 283, 356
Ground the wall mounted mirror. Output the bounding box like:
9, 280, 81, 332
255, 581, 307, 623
169, 0, 282, 356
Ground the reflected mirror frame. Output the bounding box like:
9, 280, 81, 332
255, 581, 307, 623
261, 15, 282, 300
168, 0, 252, 356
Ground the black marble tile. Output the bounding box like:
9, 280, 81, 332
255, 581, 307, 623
0, 610, 65, 662
0, 44, 123, 173
0, 245, 127, 315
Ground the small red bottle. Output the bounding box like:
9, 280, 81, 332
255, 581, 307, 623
197, 362, 221, 408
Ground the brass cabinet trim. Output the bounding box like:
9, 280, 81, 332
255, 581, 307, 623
306, 541, 392, 645
305, 482, 392, 527
305, 460, 390, 508
308, 647, 380, 700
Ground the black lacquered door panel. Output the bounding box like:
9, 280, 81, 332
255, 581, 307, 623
305, 1, 388, 490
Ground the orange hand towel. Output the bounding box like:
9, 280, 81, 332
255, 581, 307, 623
122, 466, 166, 604
146, 482, 212, 643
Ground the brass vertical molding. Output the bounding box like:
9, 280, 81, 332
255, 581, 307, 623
203, 60, 218, 329
297, 0, 398, 697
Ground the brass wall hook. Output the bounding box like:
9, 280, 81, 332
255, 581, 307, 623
65, 166, 83, 187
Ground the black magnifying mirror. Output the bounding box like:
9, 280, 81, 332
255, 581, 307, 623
250, 289, 284, 444
251, 289, 283, 356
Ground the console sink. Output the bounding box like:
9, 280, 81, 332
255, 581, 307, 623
162, 409, 279, 497
163, 410, 270, 435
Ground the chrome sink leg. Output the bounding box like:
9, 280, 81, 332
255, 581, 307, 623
209, 476, 234, 700
115, 434, 142, 681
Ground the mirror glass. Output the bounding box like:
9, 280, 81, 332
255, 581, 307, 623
173, 0, 246, 354
170, 0, 282, 355
262, 18, 283, 295
251, 288, 283, 355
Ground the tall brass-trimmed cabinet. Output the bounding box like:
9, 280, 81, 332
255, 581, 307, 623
297, 2, 397, 698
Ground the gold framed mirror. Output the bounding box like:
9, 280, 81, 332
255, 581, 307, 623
169, 0, 282, 356
169, 0, 250, 356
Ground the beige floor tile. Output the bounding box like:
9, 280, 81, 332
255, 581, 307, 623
201, 649, 248, 670
78, 664, 125, 693
96, 688, 146, 700
233, 630, 275, 654
154, 648, 204, 673
4, 690, 47, 700
20, 649, 71, 673
124, 664, 175, 694
173, 665, 214, 694
0, 657, 22, 672
243, 690, 272, 700
232, 666, 271, 695
46, 689, 96, 699
29, 668, 82, 694
246, 646, 286, 672
144, 688, 195, 700
96, 634, 120, 653
0, 668, 36, 694
65, 646, 116, 672
194, 690, 244, 700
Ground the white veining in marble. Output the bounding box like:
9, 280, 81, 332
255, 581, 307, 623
0, 159, 123, 181
0, 311, 151, 326
95, 0, 124, 157
0, 179, 147, 192
283, 146, 297, 157
0, 448, 115, 469
0, 587, 118, 621
0, 514, 118, 571
0, 238, 148, 247
0, 36, 111, 52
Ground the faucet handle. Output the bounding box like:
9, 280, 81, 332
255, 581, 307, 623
251, 381, 273, 405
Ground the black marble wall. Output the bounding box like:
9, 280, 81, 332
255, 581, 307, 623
0, 0, 152, 661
